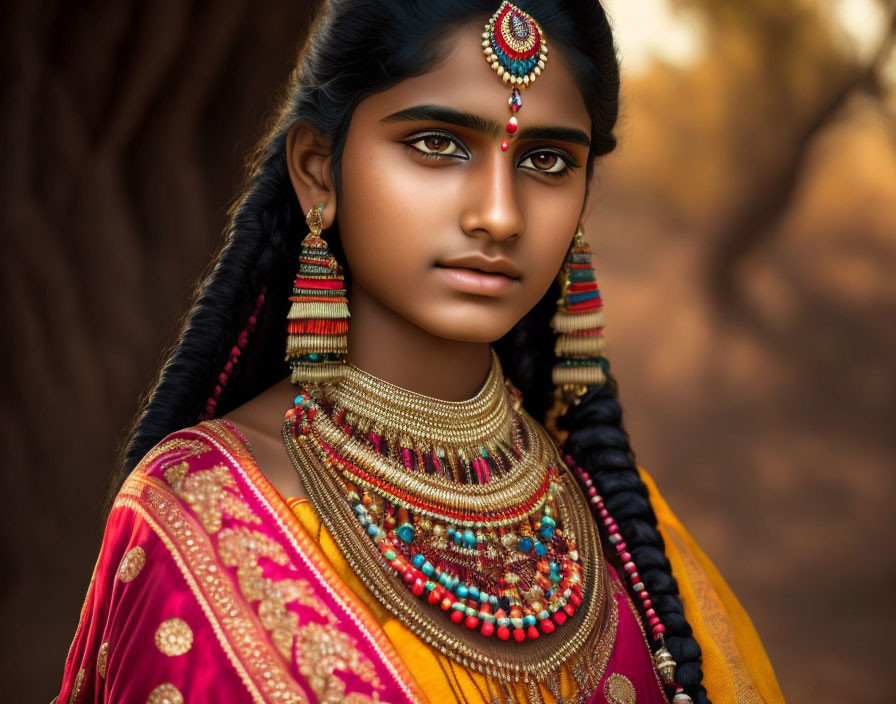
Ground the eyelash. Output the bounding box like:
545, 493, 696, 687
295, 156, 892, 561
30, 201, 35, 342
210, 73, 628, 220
402, 131, 578, 180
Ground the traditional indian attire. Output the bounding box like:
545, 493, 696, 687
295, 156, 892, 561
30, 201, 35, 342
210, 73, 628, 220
56, 353, 784, 703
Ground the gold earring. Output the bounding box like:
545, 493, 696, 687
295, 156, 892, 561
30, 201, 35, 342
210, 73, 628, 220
550, 225, 607, 403
285, 203, 350, 384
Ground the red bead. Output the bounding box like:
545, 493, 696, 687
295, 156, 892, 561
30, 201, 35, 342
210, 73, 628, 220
620, 551, 632, 562
630, 572, 640, 583
497, 626, 510, 640
440, 597, 453, 611
569, 591, 582, 607
506, 117, 518, 134
411, 580, 424, 597
643, 599, 653, 609
526, 625, 540, 640
513, 628, 526, 643
403, 569, 415, 583
645, 608, 656, 619
623, 561, 636, 573
540, 619, 555, 634
553, 611, 567, 626
464, 615, 479, 629
500, 140, 510, 151
481, 621, 495, 637
653, 623, 667, 635
427, 590, 441, 605
563, 604, 576, 617
649, 616, 661, 627
450, 609, 464, 624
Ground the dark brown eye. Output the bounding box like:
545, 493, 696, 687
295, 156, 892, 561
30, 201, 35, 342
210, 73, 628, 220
523, 151, 566, 173
410, 134, 460, 156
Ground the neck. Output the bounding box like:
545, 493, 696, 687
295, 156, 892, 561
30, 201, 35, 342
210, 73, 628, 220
345, 281, 493, 401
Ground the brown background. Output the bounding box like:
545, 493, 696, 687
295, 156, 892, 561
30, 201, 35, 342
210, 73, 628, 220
2, 1, 894, 701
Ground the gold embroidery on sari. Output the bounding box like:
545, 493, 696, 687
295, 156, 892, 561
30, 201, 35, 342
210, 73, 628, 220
604, 673, 636, 704
143, 438, 210, 469
117, 485, 308, 703
295, 621, 383, 703
146, 682, 184, 704
117, 546, 146, 582
155, 617, 194, 656
165, 463, 260, 534
67, 667, 85, 703
158, 448, 386, 699
97, 641, 109, 678
667, 530, 762, 703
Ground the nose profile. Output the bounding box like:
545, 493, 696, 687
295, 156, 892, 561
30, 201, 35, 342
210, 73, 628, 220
459, 151, 525, 243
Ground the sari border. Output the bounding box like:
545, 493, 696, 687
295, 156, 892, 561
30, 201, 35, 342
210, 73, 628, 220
192, 420, 424, 703
115, 481, 299, 703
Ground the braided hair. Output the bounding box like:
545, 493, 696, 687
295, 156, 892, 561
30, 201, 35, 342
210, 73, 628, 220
113, 1, 707, 700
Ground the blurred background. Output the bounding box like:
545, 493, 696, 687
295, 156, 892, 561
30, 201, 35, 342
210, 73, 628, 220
1, 0, 893, 701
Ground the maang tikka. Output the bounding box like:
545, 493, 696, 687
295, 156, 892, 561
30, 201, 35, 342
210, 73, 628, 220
482, 1, 548, 151
285, 203, 350, 384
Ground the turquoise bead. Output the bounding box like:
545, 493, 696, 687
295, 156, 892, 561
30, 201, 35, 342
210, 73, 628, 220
517, 537, 533, 554
510, 617, 524, 629
396, 523, 415, 543
456, 584, 469, 599
463, 529, 476, 548
497, 617, 510, 627
533, 541, 547, 557
412, 554, 425, 569
523, 614, 536, 627
468, 586, 480, 601
422, 561, 435, 577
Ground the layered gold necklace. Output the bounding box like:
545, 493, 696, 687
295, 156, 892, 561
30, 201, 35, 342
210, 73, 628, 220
282, 349, 616, 698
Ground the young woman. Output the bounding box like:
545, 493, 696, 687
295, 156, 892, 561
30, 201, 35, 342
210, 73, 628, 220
56, 2, 784, 702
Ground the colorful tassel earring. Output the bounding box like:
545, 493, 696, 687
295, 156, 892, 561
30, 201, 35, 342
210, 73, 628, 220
285, 203, 350, 384
550, 226, 608, 405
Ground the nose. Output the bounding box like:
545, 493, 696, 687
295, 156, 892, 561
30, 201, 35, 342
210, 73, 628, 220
459, 150, 525, 243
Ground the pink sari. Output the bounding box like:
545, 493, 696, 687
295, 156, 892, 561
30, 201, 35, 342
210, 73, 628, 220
56, 420, 423, 703
56, 420, 668, 703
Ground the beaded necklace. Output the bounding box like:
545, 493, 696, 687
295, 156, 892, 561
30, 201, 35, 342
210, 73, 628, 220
282, 350, 617, 698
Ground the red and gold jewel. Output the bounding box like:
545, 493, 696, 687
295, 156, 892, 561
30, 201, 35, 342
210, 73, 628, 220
481, 1, 548, 151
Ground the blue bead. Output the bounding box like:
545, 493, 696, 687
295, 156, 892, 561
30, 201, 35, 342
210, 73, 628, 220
367, 524, 380, 538
456, 584, 469, 599
294, 395, 304, 405
396, 524, 415, 543
523, 614, 536, 626
468, 586, 480, 602
538, 525, 554, 540
422, 561, 435, 577
412, 554, 426, 568
309, 353, 319, 360
517, 537, 534, 554
463, 529, 476, 548
550, 571, 562, 583
533, 541, 547, 557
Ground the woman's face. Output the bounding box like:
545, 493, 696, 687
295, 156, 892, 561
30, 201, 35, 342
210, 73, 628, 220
335, 23, 594, 343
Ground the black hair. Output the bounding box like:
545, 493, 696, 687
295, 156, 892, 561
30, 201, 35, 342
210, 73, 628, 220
113, 1, 707, 700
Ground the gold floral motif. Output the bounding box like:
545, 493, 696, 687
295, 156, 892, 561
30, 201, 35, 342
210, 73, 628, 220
97, 641, 109, 678
146, 682, 184, 704
143, 438, 210, 470
165, 464, 260, 534
67, 667, 85, 704
117, 486, 309, 703
296, 621, 382, 703
117, 546, 146, 582
605, 673, 636, 704
155, 617, 194, 656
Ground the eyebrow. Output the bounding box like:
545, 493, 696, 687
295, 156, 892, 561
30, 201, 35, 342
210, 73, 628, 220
381, 104, 591, 148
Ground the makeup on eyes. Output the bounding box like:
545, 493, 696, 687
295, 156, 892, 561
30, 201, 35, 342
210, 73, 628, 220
400, 129, 580, 178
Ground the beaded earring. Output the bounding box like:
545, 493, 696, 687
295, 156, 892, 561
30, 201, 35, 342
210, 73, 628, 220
285, 203, 350, 384
550, 226, 608, 405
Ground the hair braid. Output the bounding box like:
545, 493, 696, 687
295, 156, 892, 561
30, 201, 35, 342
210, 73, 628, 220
559, 381, 710, 703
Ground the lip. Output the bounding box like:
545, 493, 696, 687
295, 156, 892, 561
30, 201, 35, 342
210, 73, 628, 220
435, 265, 518, 295
437, 253, 521, 279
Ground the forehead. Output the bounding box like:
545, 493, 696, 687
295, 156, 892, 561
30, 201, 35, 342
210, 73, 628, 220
352, 21, 591, 132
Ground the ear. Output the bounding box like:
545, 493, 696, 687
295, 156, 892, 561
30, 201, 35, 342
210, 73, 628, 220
285, 121, 337, 229
578, 163, 602, 229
